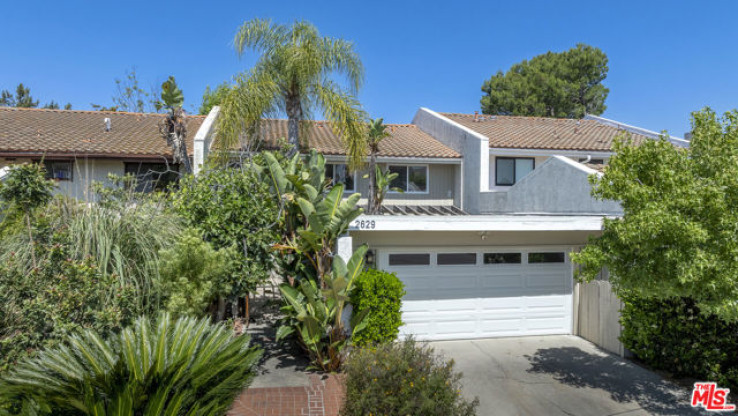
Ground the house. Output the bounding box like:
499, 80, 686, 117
339, 108, 688, 341
0, 105, 687, 343
0, 106, 211, 198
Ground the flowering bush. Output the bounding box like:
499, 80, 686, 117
341, 338, 478, 416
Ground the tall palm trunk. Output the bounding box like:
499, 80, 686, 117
178, 134, 193, 174
368, 150, 377, 214
286, 93, 302, 154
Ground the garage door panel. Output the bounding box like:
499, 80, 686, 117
526, 270, 568, 290
480, 273, 525, 291
435, 320, 478, 336
382, 248, 573, 340
526, 317, 570, 331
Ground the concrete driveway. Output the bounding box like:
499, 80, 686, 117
431, 336, 707, 416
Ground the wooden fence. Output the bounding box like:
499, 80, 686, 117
573, 280, 625, 357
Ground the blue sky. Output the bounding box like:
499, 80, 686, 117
1, 0, 736, 137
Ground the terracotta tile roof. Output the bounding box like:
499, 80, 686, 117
251, 119, 460, 159
0, 107, 204, 159
440, 112, 649, 151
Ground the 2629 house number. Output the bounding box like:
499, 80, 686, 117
353, 219, 376, 229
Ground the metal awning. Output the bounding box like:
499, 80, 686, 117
375, 205, 468, 216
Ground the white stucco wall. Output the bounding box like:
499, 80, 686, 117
480, 156, 621, 215
0, 158, 125, 201
413, 108, 488, 212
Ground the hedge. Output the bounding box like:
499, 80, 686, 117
350, 268, 405, 346
620, 296, 738, 391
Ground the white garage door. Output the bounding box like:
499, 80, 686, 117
379, 247, 573, 341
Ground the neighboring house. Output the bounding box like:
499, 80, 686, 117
1, 105, 688, 343
0, 107, 210, 199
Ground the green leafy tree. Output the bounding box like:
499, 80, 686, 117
0, 313, 262, 415
216, 18, 368, 169
572, 108, 738, 321
0, 164, 54, 267
157, 76, 192, 173
91, 68, 155, 113
157, 229, 240, 318
198, 82, 231, 115
0, 84, 39, 108
481, 43, 609, 118
171, 167, 280, 320
365, 118, 391, 214
0, 233, 137, 372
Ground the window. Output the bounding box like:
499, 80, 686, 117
124, 162, 179, 193
483, 253, 522, 264
437, 253, 477, 265
325, 163, 354, 192
495, 157, 535, 186
389, 165, 428, 193
528, 252, 566, 263
389, 253, 431, 266
579, 158, 604, 165
44, 161, 73, 181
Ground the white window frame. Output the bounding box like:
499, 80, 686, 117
495, 157, 535, 186
325, 163, 355, 192
387, 164, 429, 194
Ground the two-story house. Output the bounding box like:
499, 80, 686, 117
1, 105, 688, 343
338, 108, 688, 341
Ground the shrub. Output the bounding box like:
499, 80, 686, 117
0, 235, 138, 372
277, 247, 370, 372
0, 313, 262, 415
171, 167, 280, 317
0, 197, 184, 312
350, 269, 405, 346
158, 229, 241, 317
342, 339, 478, 416
620, 295, 738, 391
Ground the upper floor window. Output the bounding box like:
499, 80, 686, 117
495, 157, 534, 186
579, 158, 604, 165
44, 161, 73, 181
325, 163, 354, 192
389, 165, 428, 193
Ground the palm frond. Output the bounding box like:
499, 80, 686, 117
313, 80, 368, 170
0, 313, 262, 415
233, 18, 286, 57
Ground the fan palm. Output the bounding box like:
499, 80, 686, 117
216, 18, 368, 169
0, 313, 261, 415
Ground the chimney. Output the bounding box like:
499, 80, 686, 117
474, 111, 479, 122
684, 132, 693, 141
104, 118, 111, 132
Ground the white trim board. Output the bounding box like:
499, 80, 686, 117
489, 148, 613, 158
349, 214, 610, 232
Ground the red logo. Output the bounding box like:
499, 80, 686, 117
691, 382, 736, 412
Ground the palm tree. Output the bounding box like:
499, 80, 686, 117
366, 118, 391, 214
216, 18, 368, 170
0, 313, 262, 415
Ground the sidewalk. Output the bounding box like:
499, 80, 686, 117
229, 323, 346, 416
